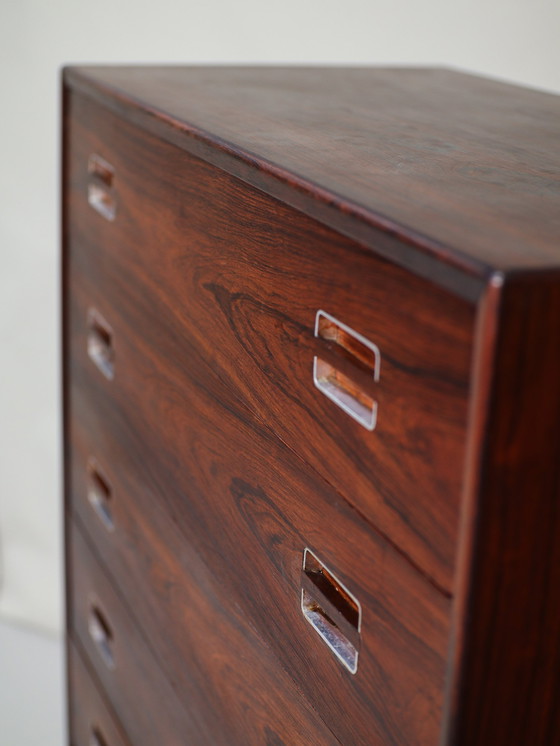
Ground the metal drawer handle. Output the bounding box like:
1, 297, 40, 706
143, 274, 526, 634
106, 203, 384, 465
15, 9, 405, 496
90, 726, 109, 746
87, 308, 115, 380
88, 603, 115, 670
88, 154, 116, 221
301, 548, 361, 674
313, 310, 380, 431
87, 459, 114, 532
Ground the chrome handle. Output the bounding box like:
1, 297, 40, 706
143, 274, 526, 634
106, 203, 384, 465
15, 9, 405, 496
88, 604, 115, 670
90, 726, 109, 746
88, 153, 116, 221
87, 308, 115, 380
87, 459, 114, 532
313, 310, 380, 431
301, 548, 361, 674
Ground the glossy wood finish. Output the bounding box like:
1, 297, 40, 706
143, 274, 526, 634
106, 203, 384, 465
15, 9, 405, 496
62, 66, 560, 746
69, 516, 342, 745
65, 90, 474, 593
68, 640, 130, 746
66, 270, 451, 745
65, 66, 560, 298
444, 274, 560, 746
69, 523, 210, 746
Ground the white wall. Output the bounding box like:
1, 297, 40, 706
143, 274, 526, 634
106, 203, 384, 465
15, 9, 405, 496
1, 0, 559, 635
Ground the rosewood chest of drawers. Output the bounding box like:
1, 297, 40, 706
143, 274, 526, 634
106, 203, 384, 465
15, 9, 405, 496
62, 66, 560, 746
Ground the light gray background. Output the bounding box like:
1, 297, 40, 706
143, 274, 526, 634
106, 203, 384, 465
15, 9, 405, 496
1, 0, 559, 638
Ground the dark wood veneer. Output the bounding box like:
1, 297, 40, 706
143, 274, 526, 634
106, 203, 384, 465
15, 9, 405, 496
66, 90, 474, 593
62, 65, 560, 746
68, 640, 131, 746
64, 66, 560, 297
70, 520, 340, 745
67, 267, 449, 745
69, 524, 212, 745
444, 274, 560, 746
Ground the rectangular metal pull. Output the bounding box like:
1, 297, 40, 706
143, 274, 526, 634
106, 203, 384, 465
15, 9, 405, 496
88, 603, 115, 670
90, 727, 109, 746
88, 154, 116, 221
87, 459, 114, 532
87, 308, 115, 380
313, 310, 380, 431
301, 548, 361, 674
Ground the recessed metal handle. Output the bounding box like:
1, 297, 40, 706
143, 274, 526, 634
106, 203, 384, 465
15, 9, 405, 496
313, 310, 380, 431
88, 154, 116, 221
301, 548, 361, 674
87, 459, 114, 532
90, 726, 109, 746
88, 603, 115, 670
87, 308, 115, 380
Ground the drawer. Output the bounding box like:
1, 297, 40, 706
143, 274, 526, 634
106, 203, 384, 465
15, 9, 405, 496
67, 277, 451, 745
68, 522, 215, 745
69, 515, 339, 746
65, 89, 475, 592
68, 639, 130, 746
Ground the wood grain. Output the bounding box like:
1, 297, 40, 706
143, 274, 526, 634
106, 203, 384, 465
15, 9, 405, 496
63, 66, 560, 297
68, 639, 131, 746
62, 64, 560, 746
69, 523, 214, 746
443, 273, 560, 746
70, 515, 341, 746
67, 267, 450, 745
66, 89, 474, 593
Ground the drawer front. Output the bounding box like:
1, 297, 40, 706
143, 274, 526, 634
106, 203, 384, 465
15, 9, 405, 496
68, 639, 130, 746
69, 466, 340, 746
67, 272, 451, 746
68, 523, 213, 746
65, 90, 475, 592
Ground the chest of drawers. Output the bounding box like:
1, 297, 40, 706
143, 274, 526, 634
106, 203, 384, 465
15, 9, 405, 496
62, 66, 560, 746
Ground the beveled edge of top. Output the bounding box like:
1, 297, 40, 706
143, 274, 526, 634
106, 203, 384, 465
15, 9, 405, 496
63, 64, 550, 304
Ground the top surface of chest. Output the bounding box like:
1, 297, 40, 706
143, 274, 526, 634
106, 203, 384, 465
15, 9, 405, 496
65, 64, 560, 285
